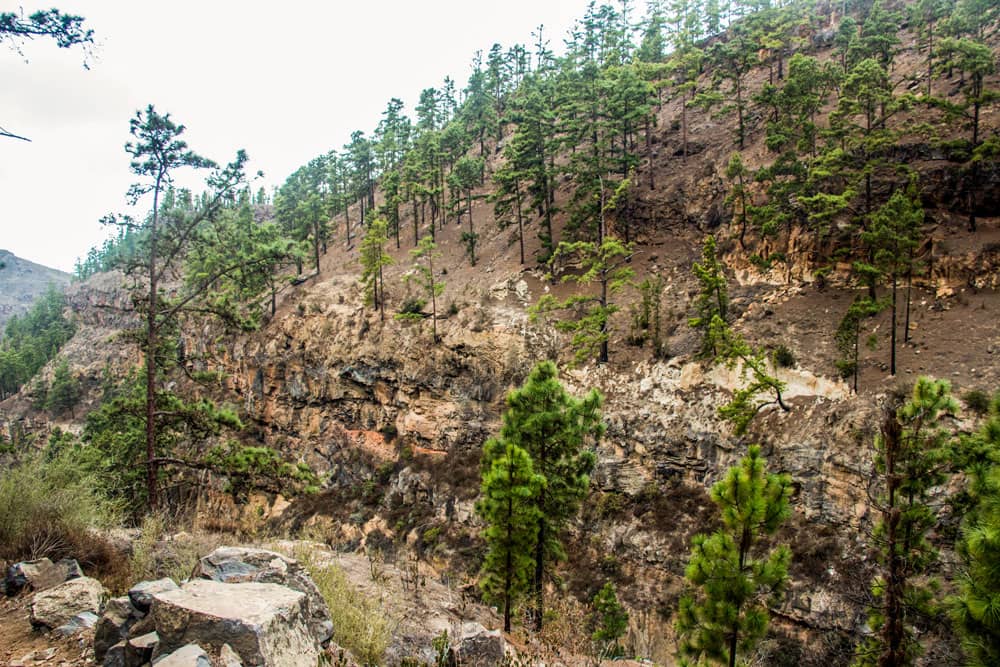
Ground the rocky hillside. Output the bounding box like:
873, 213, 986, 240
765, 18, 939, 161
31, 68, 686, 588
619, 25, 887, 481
0, 250, 70, 330
2, 1, 1000, 665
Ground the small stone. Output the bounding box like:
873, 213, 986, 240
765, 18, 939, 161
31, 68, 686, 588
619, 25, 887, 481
218, 644, 242, 667
95, 597, 140, 662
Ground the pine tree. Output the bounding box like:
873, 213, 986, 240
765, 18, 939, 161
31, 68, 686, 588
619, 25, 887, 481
855, 377, 958, 667
689, 236, 729, 357
532, 238, 635, 366
676, 445, 793, 667
591, 581, 629, 659
861, 180, 923, 376
400, 235, 445, 342
709, 315, 790, 435
104, 107, 280, 510
45, 358, 80, 417
359, 217, 393, 321
952, 395, 1000, 666
834, 295, 885, 393
451, 155, 484, 266
482, 361, 603, 631
477, 443, 544, 632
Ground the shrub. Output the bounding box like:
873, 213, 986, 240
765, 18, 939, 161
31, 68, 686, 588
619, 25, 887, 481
128, 514, 221, 585
963, 389, 992, 415
773, 344, 796, 368
0, 448, 121, 565
398, 297, 426, 316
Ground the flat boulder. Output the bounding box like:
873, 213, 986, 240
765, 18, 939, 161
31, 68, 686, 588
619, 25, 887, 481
195, 547, 332, 643
151, 579, 319, 667
129, 578, 179, 613
29, 576, 105, 630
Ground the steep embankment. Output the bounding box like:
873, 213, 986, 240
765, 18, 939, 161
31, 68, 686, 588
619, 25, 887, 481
3, 4, 1000, 666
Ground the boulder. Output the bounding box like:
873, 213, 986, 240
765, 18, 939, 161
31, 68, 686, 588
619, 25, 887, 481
29, 576, 105, 630
195, 547, 332, 643
129, 578, 179, 613
447, 623, 506, 667
104, 642, 126, 667
125, 632, 159, 666
3, 558, 81, 596
152, 644, 211, 667
53, 611, 99, 637
218, 644, 243, 667
95, 596, 141, 662
151, 579, 320, 667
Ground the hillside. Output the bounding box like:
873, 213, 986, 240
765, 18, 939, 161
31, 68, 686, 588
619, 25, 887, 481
2, 0, 1000, 665
0, 250, 70, 330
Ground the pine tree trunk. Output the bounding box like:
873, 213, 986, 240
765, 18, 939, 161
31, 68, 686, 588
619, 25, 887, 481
890, 273, 897, 376
515, 178, 525, 265
145, 173, 163, 511
880, 415, 905, 667
533, 520, 545, 632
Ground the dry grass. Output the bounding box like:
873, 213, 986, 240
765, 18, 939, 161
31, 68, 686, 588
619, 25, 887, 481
128, 514, 226, 586
294, 547, 393, 667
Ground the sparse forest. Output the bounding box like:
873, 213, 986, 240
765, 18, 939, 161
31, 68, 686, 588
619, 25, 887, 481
2, 0, 1000, 665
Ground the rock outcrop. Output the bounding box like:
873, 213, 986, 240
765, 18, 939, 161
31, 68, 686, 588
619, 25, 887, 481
194, 547, 333, 645
151, 579, 320, 667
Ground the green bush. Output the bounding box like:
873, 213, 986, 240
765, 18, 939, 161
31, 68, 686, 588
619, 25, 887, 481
0, 448, 120, 564
773, 344, 796, 369
398, 297, 426, 317
963, 389, 992, 415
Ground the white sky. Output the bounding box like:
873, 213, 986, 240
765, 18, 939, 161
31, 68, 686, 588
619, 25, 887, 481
1, 0, 596, 272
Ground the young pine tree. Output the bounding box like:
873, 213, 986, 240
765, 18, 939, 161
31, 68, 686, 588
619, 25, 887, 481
482, 361, 604, 631
359, 217, 393, 321
952, 395, 1000, 665
591, 581, 629, 660
399, 235, 444, 342
676, 446, 793, 667
477, 443, 544, 633
855, 377, 957, 667
689, 235, 729, 358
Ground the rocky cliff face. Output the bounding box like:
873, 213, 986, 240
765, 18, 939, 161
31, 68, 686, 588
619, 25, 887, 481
166, 266, 923, 665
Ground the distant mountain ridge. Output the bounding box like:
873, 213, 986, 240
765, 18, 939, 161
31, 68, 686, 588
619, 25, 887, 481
0, 250, 71, 331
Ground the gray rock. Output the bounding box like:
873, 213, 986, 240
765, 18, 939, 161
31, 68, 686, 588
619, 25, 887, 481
29, 576, 105, 630
95, 597, 141, 662
126, 632, 159, 666
53, 611, 99, 637
195, 547, 333, 644
129, 578, 179, 613
152, 644, 211, 667
151, 579, 320, 667
4, 558, 80, 595
448, 622, 506, 667
104, 641, 126, 667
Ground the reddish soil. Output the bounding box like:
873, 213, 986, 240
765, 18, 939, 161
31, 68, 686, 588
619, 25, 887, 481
0, 595, 93, 667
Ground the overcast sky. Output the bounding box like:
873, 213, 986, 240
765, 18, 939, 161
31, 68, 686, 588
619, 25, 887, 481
1, 0, 596, 272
